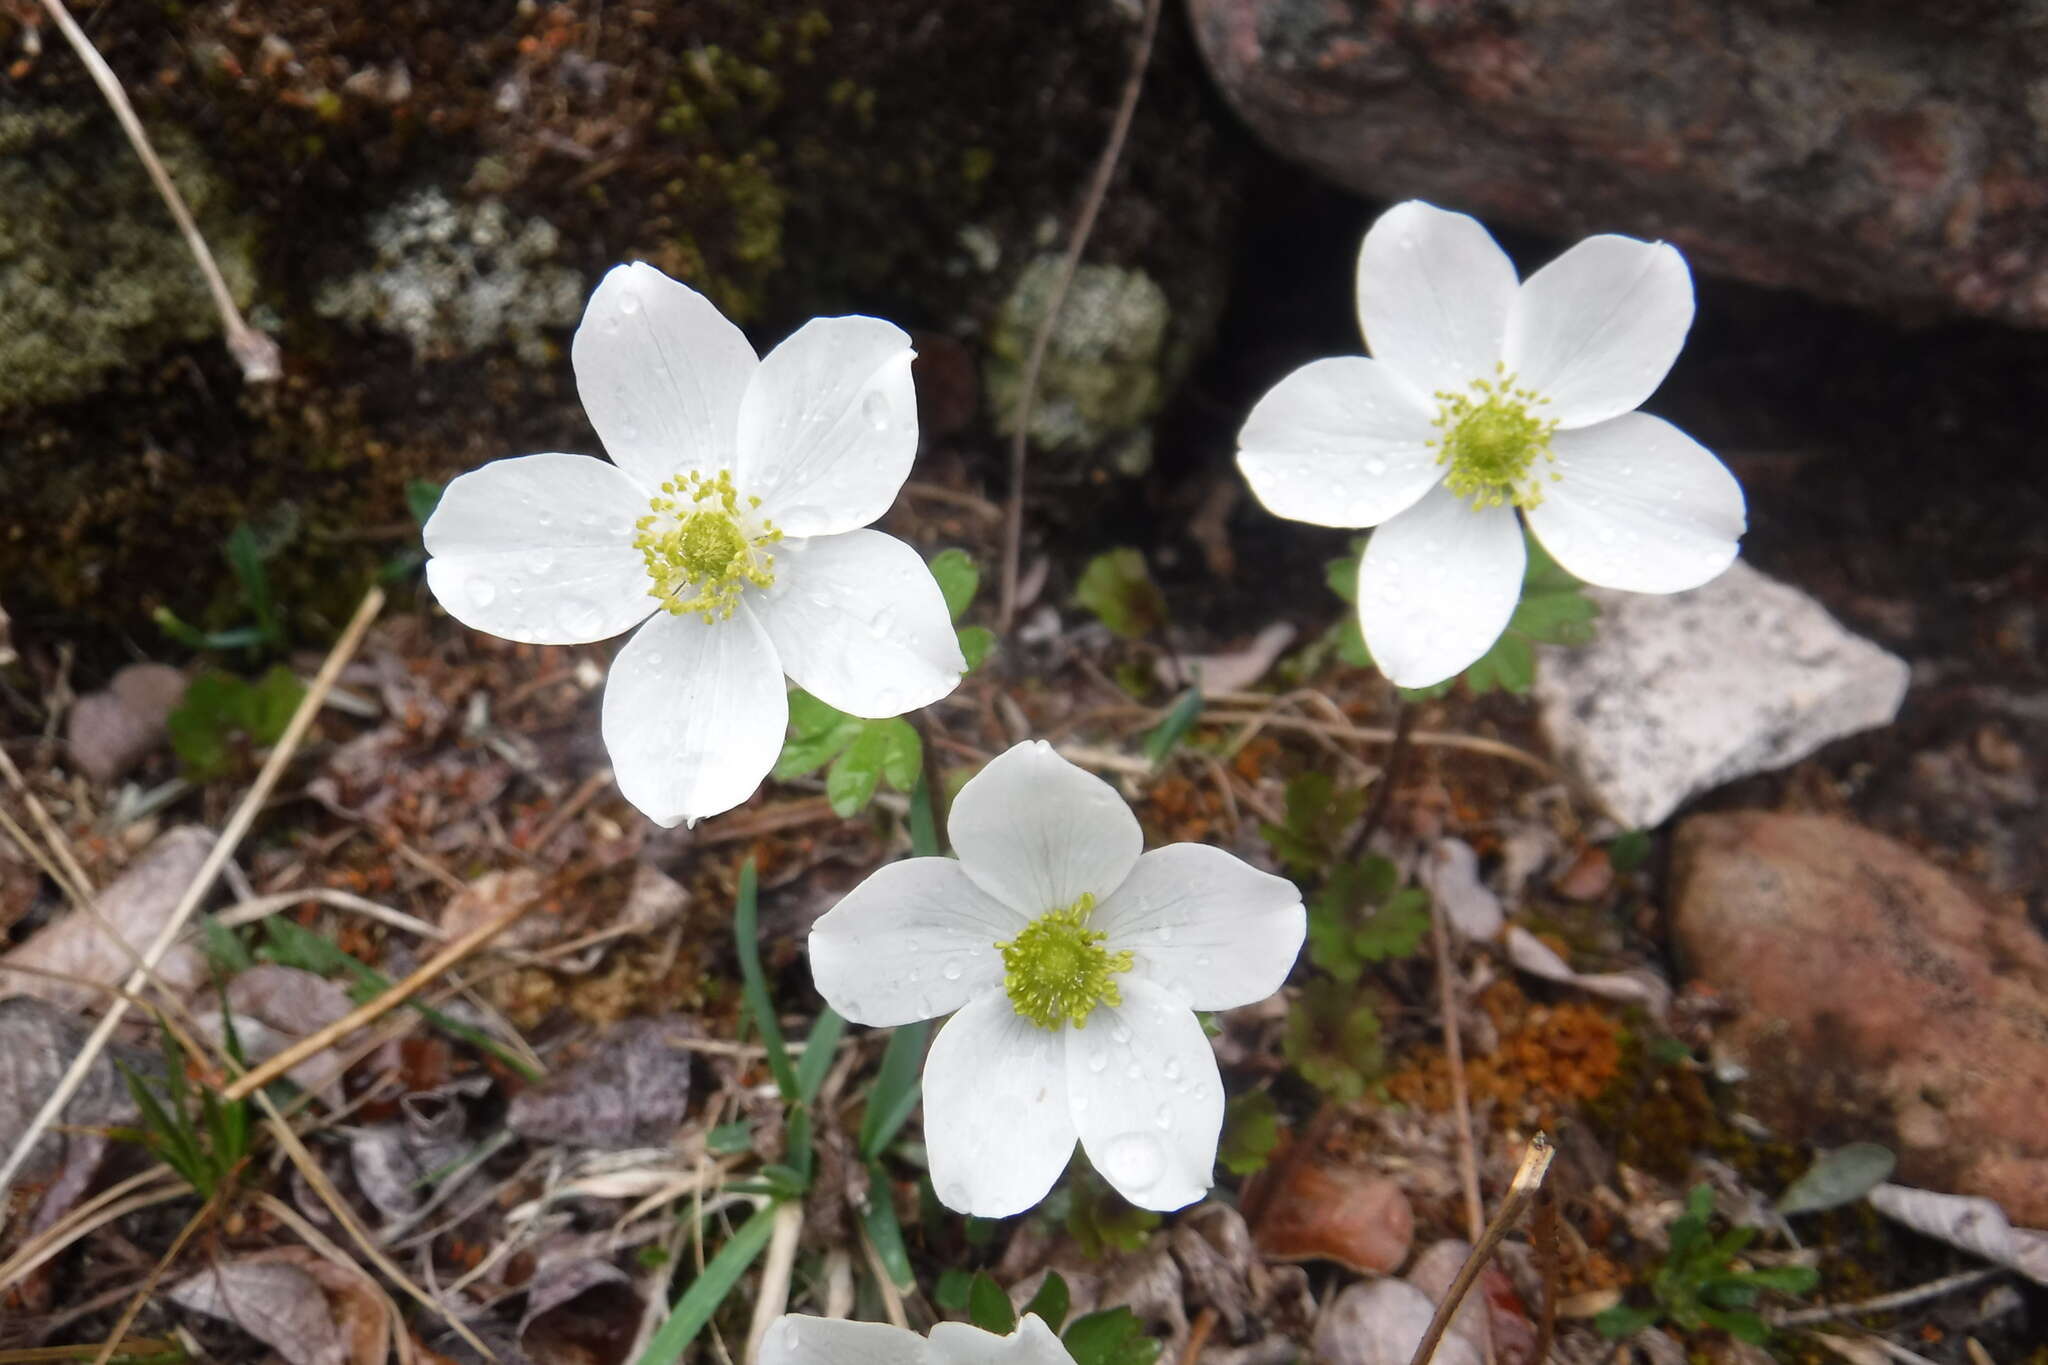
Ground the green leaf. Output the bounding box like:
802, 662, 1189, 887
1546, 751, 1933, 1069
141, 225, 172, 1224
1776, 1142, 1895, 1217
1697, 1307, 1771, 1345
1283, 978, 1383, 1103
957, 625, 996, 671
827, 725, 891, 816
860, 1160, 916, 1291
244, 666, 305, 745
706, 1122, 752, 1154
1218, 1091, 1280, 1176
166, 672, 248, 780
1353, 887, 1431, 961
732, 859, 799, 1103
1608, 829, 1653, 874
202, 919, 254, 975
929, 549, 981, 622
934, 1269, 973, 1314
776, 691, 865, 780
1142, 687, 1203, 766
225, 522, 283, 650
859, 1020, 929, 1160
634, 1201, 780, 1365
909, 771, 942, 857
1592, 1305, 1661, 1339
405, 479, 444, 526
1062, 1308, 1161, 1365
796, 1009, 845, 1107
1021, 1271, 1071, 1333
1323, 548, 1362, 604
1073, 548, 1167, 640
874, 719, 924, 792
967, 1272, 1017, 1335
1066, 1170, 1161, 1258
1730, 1265, 1821, 1295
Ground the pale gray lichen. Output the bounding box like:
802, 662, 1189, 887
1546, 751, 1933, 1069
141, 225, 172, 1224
984, 256, 1170, 475
0, 102, 259, 413
314, 188, 584, 366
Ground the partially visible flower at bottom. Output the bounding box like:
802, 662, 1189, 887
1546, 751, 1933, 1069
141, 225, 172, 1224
761, 1313, 1073, 1365
808, 741, 1306, 1217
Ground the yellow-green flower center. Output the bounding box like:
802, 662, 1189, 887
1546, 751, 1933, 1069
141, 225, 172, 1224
997, 893, 1133, 1031
632, 469, 783, 622
1429, 367, 1560, 509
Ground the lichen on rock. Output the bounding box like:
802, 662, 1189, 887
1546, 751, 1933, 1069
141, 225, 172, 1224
0, 101, 258, 413
984, 256, 1171, 476
314, 187, 585, 365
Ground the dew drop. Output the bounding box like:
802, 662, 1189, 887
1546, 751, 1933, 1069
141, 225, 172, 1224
941, 958, 965, 981
618, 290, 642, 316
1158, 925, 1174, 944
1099, 1131, 1167, 1193
1362, 456, 1388, 476
1162, 1057, 1183, 1082
1110, 1022, 1132, 1044
466, 578, 498, 608
1154, 1104, 1174, 1130
1087, 1048, 1109, 1074
1124, 1061, 1142, 1080
861, 390, 891, 431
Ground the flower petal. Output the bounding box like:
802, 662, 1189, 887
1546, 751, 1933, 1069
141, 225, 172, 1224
754, 530, 964, 718
1235, 357, 1443, 529
599, 604, 787, 827
949, 741, 1143, 918
761, 1317, 931, 1365
1358, 484, 1526, 688
923, 992, 1076, 1217
1503, 235, 1693, 428
1355, 201, 1520, 400
423, 453, 655, 644
808, 858, 1024, 1027
1525, 413, 1745, 592
1066, 977, 1221, 1213
571, 263, 758, 490
1094, 845, 1305, 1011
928, 1317, 1070, 1365
736, 316, 918, 537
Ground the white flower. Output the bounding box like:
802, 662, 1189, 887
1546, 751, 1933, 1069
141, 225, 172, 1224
1236, 201, 1747, 688
808, 741, 1305, 1217
761, 1313, 1073, 1365
423, 263, 965, 827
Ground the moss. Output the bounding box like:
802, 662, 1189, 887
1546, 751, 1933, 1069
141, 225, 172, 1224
0, 101, 258, 413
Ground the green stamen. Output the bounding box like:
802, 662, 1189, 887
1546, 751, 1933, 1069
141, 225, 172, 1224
632, 469, 783, 622
1429, 365, 1560, 509
997, 893, 1133, 1031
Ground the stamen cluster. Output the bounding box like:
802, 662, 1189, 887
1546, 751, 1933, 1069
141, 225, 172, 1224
1429, 365, 1560, 509
996, 893, 1134, 1031
633, 469, 783, 622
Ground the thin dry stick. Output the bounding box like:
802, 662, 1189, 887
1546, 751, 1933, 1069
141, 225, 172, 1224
1180, 1307, 1219, 1365
1405, 1135, 1557, 1365
1529, 1181, 1561, 1365
994, 0, 1165, 632
857, 1223, 911, 1331
38, 0, 279, 383
89, 1190, 224, 1365
1773, 1267, 2003, 1328
0, 586, 385, 1206
1428, 887, 1492, 1365
0, 1168, 181, 1291
219, 896, 526, 1101
214, 886, 447, 939
743, 1200, 806, 1364
0, 749, 95, 904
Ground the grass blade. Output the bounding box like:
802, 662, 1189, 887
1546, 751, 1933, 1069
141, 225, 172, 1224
859, 1158, 916, 1291
858, 1020, 928, 1161
908, 770, 940, 857
796, 1008, 844, 1107
732, 858, 799, 1102
635, 1200, 780, 1365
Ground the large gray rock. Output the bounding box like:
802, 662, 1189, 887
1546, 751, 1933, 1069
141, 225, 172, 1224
1533, 561, 1908, 828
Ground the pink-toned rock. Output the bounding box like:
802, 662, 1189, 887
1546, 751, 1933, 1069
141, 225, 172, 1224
66, 663, 187, 783
1191, 0, 2048, 328
1672, 812, 2048, 1224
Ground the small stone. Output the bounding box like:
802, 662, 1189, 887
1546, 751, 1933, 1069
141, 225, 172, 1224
1313, 1279, 1479, 1365
66, 663, 187, 783
1252, 1157, 1414, 1273
1534, 561, 1909, 828
1672, 811, 2048, 1224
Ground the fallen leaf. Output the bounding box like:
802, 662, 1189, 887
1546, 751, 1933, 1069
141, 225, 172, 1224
1776, 1143, 1897, 1217
0, 827, 212, 1011
440, 868, 552, 949
1251, 1156, 1413, 1274
619, 862, 689, 931
1504, 926, 1670, 1019
0, 997, 150, 1227
67, 663, 188, 783
1421, 840, 1503, 940
1867, 1183, 2048, 1284
507, 1016, 696, 1149
1156, 623, 1298, 694
194, 964, 361, 1103
169, 1257, 349, 1365
520, 1253, 645, 1365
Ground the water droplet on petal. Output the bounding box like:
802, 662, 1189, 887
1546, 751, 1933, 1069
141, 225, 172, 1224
1099, 1131, 1167, 1193
942, 958, 965, 981
861, 390, 891, 431
1154, 1104, 1174, 1130
1110, 1022, 1132, 1044
466, 578, 498, 608
1087, 1048, 1109, 1074
618, 290, 642, 316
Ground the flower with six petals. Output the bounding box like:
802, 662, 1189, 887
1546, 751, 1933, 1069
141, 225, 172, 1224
423, 263, 965, 827
1236, 200, 1747, 688
808, 741, 1305, 1216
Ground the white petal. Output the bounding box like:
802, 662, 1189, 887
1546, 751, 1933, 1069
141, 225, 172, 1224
948, 741, 1142, 918
1095, 845, 1305, 1011
1235, 357, 1443, 529
761, 1317, 931, 1365
599, 605, 787, 827
1358, 485, 1526, 688
423, 453, 654, 644
1355, 201, 1520, 400
1066, 977, 1220, 1213
572, 263, 758, 490
753, 530, 964, 718
808, 858, 1024, 1027
736, 316, 918, 537
1526, 413, 1745, 592
929, 1318, 1071, 1365
923, 992, 1076, 1217
1503, 235, 1693, 428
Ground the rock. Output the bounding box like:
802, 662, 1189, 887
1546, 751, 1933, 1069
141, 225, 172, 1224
1672, 811, 2048, 1225
1191, 0, 2048, 327
1312, 1278, 1479, 1365
1251, 1156, 1414, 1272
66, 663, 189, 783
1533, 561, 1909, 829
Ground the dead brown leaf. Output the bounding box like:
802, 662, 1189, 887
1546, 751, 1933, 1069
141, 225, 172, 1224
169, 1245, 390, 1365
507, 1016, 695, 1150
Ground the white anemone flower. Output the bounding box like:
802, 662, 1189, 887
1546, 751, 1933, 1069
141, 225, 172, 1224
761, 1313, 1072, 1365
423, 263, 965, 827
1236, 200, 1747, 688
808, 741, 1305, 1217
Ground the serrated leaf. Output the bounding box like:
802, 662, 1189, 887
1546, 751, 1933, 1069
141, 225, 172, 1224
827, 725, 890, 816
787, 689, 854, 740
929, 549, 980, 622
1073, 548, 1167, 640
1062, 1308, 1160, 1365
1219, 1091, 1280, 1176
957, 624, 996, 671
1353, 887, 1430, 961
245, 666, 305, 744
872, 719, 923, 792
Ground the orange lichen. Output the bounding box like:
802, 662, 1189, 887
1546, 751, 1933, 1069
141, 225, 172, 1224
1386, 982, 1622, 1129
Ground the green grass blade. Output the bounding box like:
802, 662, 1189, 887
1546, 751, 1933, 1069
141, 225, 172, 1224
908, 770, 940, 856
796, 1008, 845, 1107
858, 1020, 929, 1161
859, 1159, 915, 1291
1142, 687, 1204, 765
634, 1201, 780, 1365
732, 858, 799, 1102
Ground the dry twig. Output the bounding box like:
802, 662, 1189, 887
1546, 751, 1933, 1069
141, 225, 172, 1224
1405, 1136, 1556, 1365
